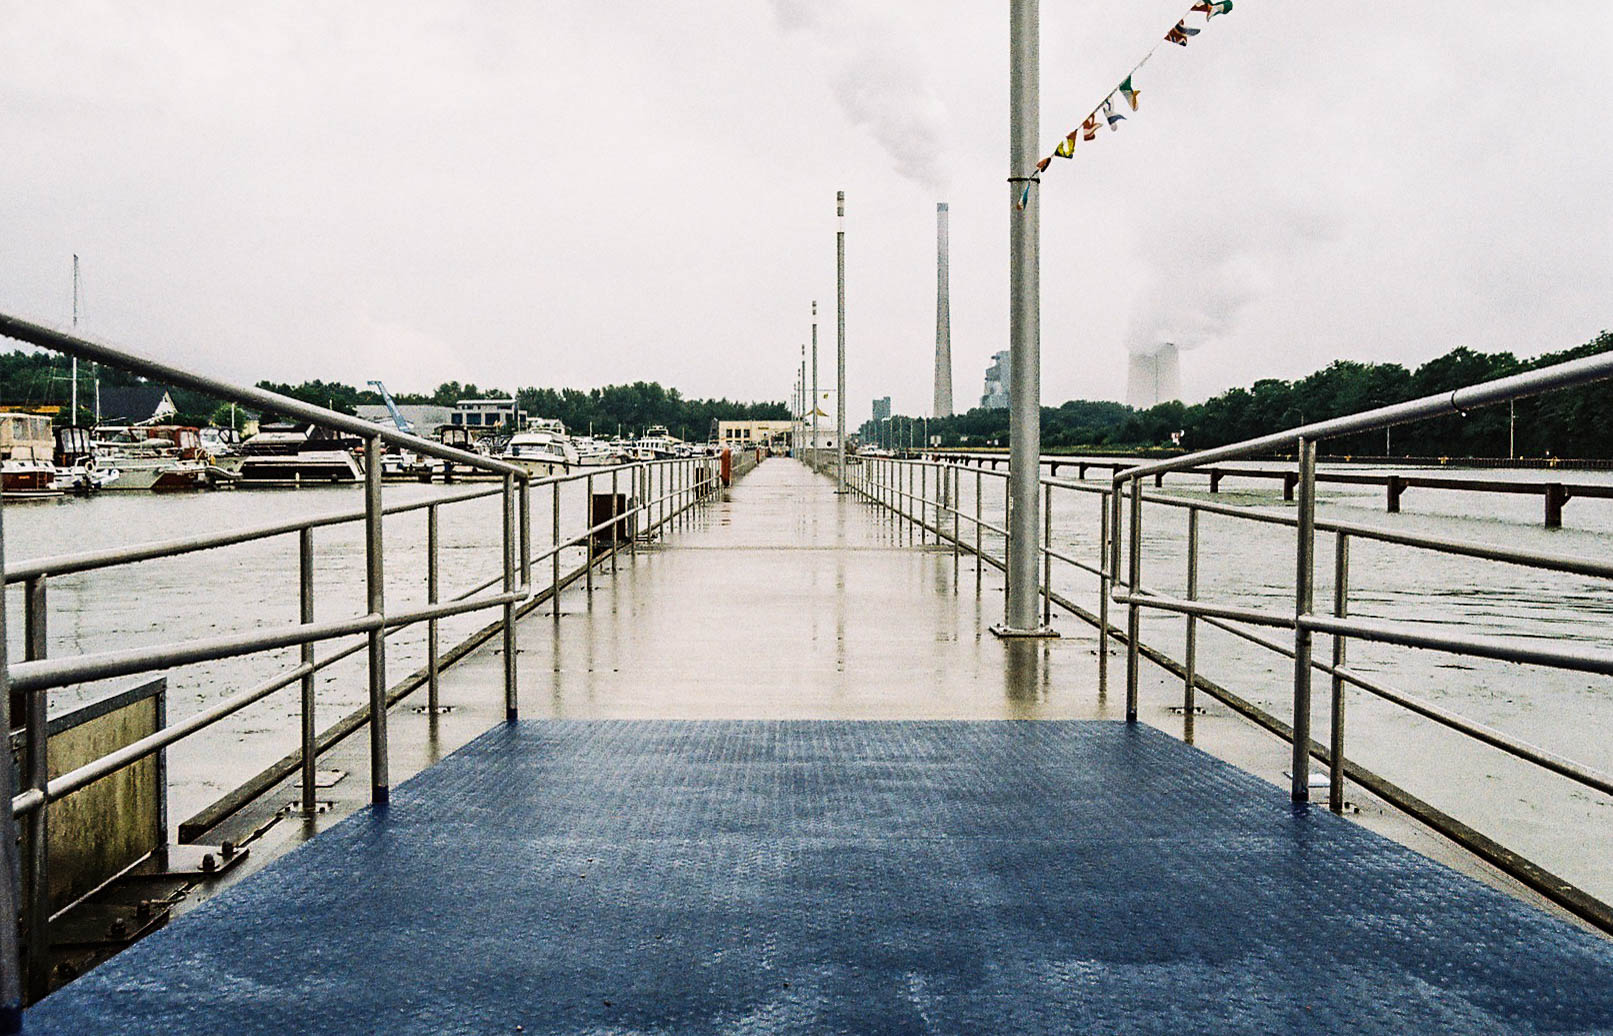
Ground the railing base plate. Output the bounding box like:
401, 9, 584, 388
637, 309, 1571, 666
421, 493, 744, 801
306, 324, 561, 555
989, 624, 1059, 639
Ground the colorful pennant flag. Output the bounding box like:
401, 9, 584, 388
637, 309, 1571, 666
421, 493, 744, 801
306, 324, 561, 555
1119, 75, 1140, 111
1027, 1, 1241, 188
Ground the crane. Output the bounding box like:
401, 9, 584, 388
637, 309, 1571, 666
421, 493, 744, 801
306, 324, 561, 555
367, 380, 414, 434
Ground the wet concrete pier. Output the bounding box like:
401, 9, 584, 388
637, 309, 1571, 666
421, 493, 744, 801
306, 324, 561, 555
25, 460, 1613, 1033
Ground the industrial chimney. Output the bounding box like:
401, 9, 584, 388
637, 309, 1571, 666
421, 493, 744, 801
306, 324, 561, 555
932, 202, 953, 419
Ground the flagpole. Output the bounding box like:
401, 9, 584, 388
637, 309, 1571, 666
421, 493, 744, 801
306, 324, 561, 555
996, 0, 1053, 636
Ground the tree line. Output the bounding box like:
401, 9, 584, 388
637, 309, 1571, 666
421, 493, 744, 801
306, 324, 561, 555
0, 352, 787, 440
872, 332, 1612, 459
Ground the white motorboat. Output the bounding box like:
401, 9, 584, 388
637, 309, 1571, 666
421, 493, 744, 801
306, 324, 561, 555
631, 425, 679, 460
500, 428, 579, 478
237, 425, 364, 484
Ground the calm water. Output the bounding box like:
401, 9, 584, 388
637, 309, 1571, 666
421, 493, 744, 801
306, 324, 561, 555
6, 460, 1613, 902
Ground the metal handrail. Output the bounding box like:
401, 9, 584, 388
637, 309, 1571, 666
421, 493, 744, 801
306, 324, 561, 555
855, 437, 1613, 932
0, 306, 732, 1008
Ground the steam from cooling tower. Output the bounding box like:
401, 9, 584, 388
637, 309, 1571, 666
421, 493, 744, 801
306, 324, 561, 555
769, 0, 951, 191
933, 202, 952, 418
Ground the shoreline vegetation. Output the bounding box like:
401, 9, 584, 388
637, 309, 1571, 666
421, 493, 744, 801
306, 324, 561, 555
0, 332, 1607, 459
865, 332, 1613, 462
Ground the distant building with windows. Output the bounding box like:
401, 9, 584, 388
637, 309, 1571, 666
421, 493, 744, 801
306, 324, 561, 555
449, 398, 523, 430
980, 351, 1010, 410
717, 420, 795, 448
871, 396, 891, 422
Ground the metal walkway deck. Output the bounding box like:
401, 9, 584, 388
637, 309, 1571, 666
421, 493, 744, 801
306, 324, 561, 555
26, 719, 1613, 1033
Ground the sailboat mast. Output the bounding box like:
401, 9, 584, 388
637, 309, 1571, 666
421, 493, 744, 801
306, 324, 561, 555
71, 255, 79, 423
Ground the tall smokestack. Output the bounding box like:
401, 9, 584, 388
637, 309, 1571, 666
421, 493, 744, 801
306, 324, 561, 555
932, 202, 953, 419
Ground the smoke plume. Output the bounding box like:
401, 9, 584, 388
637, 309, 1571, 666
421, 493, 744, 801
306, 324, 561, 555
770, 0, 951, 192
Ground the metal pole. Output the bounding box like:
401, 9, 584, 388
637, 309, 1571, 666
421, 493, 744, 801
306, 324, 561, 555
1125, 477, 1142, 722
364, 435, 388, 803
426, 505, 439, 713
1002, 0, 1042, 632
1098, 492, 1110, 697
552, 480, 562, 619
975, 468, 983, 581
0, 484, 24, 1033
1292, 437, 1318, 802
812, 301, 819, 457
586, 473, 595, 594
502, 473, 518, 721
611, 468, 620, 573
835, 191, 847, 491
299, 530, 317, 815
520, 477, 532, 592
23, 577, 48, 1001
1330, 532, 1350, 813
1184, 508, 1199, 714
1042, 482, 1052, 626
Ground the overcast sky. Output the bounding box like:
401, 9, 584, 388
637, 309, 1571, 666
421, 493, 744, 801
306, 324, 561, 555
2, 2, 1608, 421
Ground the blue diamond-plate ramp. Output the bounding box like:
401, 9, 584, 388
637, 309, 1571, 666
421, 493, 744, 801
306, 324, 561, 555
25, 721, 1613, 1034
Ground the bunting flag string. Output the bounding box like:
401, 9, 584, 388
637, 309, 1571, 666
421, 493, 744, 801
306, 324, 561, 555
1017, 1, 1234, 209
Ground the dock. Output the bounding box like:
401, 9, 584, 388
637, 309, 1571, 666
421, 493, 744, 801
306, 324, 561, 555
24, 460, 1613, 1033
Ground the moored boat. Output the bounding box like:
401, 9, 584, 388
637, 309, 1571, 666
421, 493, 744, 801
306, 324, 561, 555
0, 413, 63, 498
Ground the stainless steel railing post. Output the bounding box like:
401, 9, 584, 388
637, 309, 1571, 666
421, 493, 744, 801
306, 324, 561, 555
299, 529, 317, 815
1291, 437, 1318, 802
952, 467, 961, 580
552, 480, 562, 620
426, 504, 440, 714
610, 468, 620, 574
920, 464, 927, 543
974, 468, 983, 582
502, 473, 518, 721
1330, 532, 1350, 812
364, 434, 388, 804
519, 477, 532, 592
1042, 483, 1052, 627
1125, 476, 1142, 723
22, 576, 48, 1001
1097, 492, 1110, 698
585, 473, 595, 596
0, 487, 23, 1029
1185, 507, 1200, 715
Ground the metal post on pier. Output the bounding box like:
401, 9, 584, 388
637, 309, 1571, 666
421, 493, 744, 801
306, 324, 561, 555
1125, 477, 1142, 722
426, 505, 440, 713
1291, 437, 1318, 802
552, 480, 562, 620
585, 473, 595, 595
835, 192, 847, 492
299, 529, 317, 814
502, 473, 518, 721
1330, 532, 1350, 812
811, 300, 819, 460
1042, 483, 1052, 627
1184, 508, 1199, 716
610, 469, 620, 574
23, 576, 49, 1001
993, 0, 1052, 638
1097, 492, 1110, 697
364, 435, 389, 804
0, 487, 24, 1034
